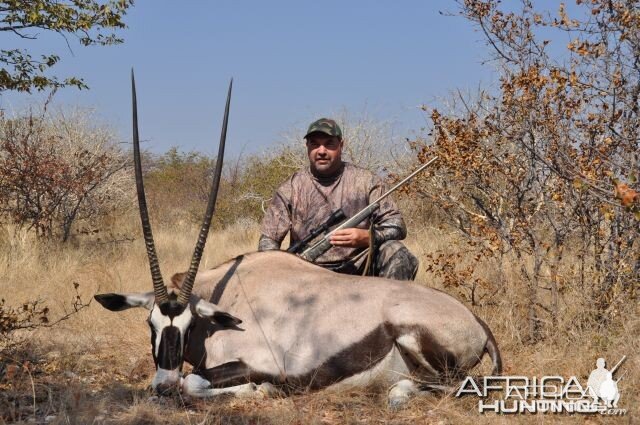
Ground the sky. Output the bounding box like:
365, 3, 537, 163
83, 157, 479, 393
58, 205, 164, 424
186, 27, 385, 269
0, 1, 570, 157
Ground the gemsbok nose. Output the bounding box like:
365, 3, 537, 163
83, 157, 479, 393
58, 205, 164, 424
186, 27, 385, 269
152, 368, 181, 395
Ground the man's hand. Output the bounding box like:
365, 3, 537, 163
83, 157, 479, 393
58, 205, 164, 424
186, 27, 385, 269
329, 228, 370, 248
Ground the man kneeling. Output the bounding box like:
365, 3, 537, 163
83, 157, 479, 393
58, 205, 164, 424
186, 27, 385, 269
258, 118, 418, 281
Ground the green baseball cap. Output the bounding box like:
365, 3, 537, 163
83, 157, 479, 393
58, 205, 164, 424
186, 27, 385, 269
304, 118, 343, 139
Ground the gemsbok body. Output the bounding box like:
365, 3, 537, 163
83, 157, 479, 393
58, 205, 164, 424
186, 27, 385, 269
95, 74, 502, 408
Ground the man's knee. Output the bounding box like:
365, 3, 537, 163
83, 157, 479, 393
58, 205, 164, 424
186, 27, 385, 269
376, 240, 419, 281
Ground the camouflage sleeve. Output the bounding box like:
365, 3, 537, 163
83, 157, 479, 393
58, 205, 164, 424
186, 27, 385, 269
258, 186, 292, 251
258, 234, 281, 251
368, 177, 407, 245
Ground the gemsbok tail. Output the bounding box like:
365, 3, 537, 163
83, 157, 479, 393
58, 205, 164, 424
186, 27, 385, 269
476, 316, 502, 375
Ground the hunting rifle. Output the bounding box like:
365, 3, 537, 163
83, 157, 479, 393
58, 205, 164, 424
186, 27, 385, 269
296, 156, 438, 262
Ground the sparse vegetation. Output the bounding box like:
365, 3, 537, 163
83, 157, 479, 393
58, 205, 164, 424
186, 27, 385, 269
0, 108, 132, 242
0, 1, 638, 423
409, 0, 639, 343
0, 223, 637, 423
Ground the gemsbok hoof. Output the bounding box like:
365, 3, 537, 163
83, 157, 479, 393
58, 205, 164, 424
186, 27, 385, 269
235, 382, 259, 398
388, 379, 418, 410
257, 382, 282, 398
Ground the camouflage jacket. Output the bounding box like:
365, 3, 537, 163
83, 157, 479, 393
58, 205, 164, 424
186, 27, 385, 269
258, 162, 407, 264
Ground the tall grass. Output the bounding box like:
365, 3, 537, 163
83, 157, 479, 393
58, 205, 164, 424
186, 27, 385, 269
0, 217, 637, 424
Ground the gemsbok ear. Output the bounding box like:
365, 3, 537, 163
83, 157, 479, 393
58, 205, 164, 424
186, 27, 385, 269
94, 292, 155, 311
193, 299, 242, 327
170, 272, 186, 289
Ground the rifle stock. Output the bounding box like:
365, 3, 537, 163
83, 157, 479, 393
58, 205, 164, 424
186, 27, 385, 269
287, 209, 345, 254
300, 203, 379, 261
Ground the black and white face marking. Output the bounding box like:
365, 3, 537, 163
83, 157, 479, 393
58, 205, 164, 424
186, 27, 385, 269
148, 299, 194, 393
94, 291, 243, 394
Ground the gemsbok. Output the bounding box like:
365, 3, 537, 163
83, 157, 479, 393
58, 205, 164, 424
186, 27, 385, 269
94, 73, 502, 408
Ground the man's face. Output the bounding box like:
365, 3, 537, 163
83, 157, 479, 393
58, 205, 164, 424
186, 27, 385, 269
306, 133, 343, 176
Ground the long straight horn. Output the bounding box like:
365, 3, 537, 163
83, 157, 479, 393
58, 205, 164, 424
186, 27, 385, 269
131, 69, 168, 305
178, 79, 233, 306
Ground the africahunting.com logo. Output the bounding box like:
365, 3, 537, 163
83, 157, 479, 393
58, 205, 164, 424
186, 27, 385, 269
456, 356, 627, 415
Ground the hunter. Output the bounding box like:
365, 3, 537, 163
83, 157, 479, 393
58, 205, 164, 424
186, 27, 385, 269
258, 118, 419, 280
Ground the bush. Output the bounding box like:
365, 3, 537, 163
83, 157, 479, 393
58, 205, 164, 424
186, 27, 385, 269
410, 0, 639, 341
144, 111, 405, 231
0, 108, 132, 242
144, 147, 299, 229
144, 147, 215, 226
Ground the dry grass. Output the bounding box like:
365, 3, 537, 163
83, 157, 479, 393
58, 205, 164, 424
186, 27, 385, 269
0, 218, 637, 424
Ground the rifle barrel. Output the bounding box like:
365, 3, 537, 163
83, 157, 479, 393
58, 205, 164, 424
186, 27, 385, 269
372, 156, 438, 205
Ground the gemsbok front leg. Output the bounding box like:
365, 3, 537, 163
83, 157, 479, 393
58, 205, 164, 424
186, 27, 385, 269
181, 373, 279, 399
